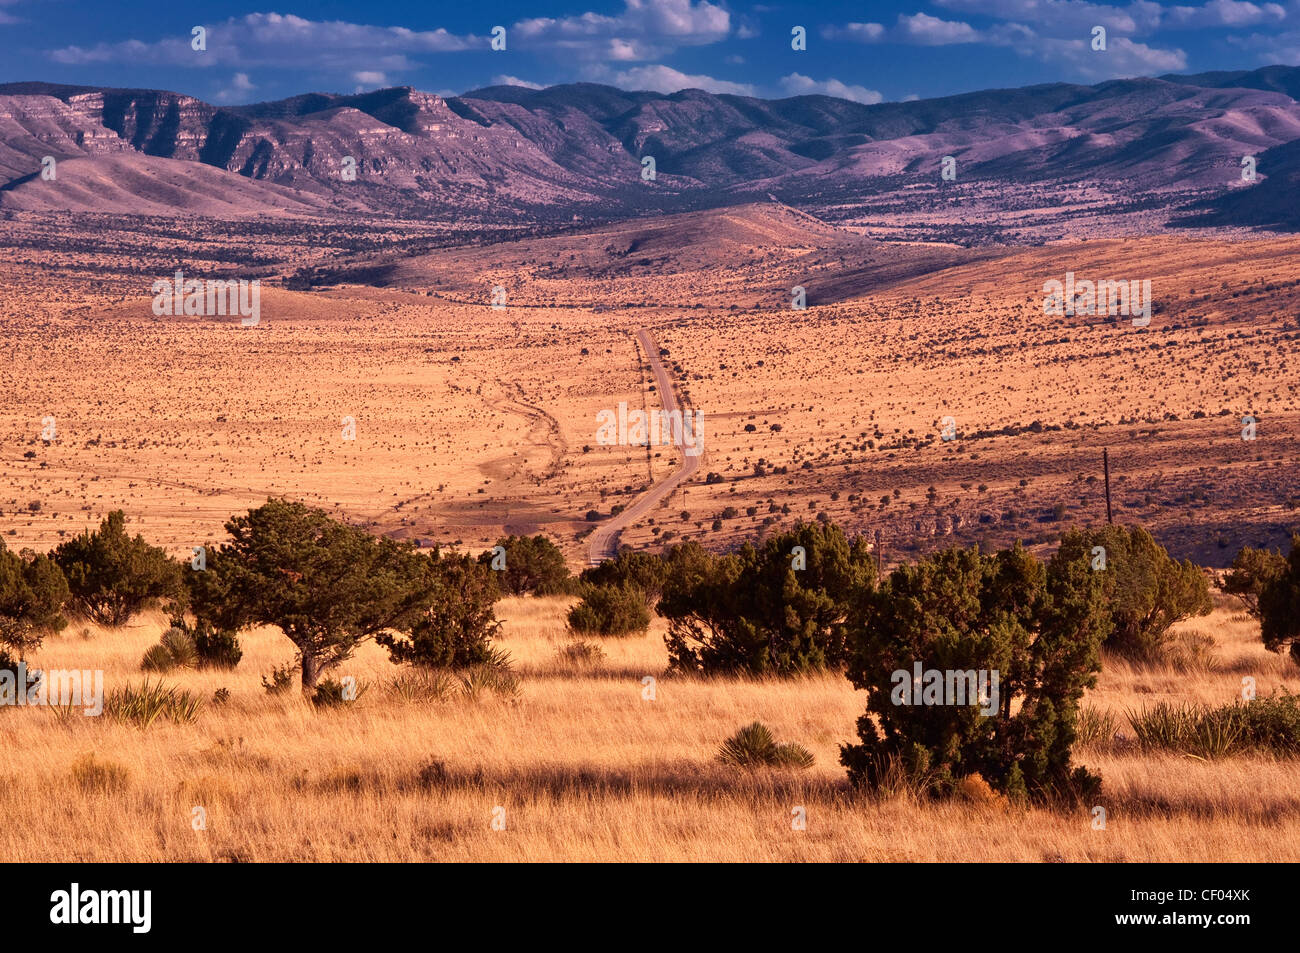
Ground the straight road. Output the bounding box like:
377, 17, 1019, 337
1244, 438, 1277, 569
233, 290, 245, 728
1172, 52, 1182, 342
586, 328, 701, 565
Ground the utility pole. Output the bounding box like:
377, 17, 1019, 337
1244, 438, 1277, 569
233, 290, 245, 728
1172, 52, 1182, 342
1102, 448, 1113, 525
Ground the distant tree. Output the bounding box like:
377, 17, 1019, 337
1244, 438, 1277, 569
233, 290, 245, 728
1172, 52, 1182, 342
1054, 525, 1211, 658
52, 511, 184, 626
0, 539, 70, 660
1259, 534, 1300, 665
479, 534, 572, 596
1224, 544, 1287, 621
660, 522, 875, 676
379, 551, 503, 668
189, 499, 431, 693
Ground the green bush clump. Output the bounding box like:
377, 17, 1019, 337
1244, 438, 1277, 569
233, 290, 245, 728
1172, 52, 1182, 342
53, 511, 184, 627
718, 722, 814, 769
1055, 524, 1211, 659
567, 583, 651, 637
841, 542, 1109, 803
659, 523, 875, 676
477, 534, 573, 596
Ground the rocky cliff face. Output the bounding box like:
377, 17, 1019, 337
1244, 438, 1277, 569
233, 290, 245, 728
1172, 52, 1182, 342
3, 68, 1300, 228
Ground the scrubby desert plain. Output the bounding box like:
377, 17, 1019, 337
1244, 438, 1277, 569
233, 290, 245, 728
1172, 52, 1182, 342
2, 205, 1299, 861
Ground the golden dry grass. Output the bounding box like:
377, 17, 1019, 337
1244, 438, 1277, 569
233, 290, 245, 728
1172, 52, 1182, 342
1, 598, 1296, 862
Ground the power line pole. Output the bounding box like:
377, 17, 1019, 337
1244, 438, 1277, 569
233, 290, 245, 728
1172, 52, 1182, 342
1102, 448, 1113, 525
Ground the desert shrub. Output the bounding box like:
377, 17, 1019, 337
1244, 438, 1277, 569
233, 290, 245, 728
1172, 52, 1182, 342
659, 522, 875, 676
718, 722, 814, 769
841, 542, 1108, 802
555, 639, 605, 667
1259, 534, 1300, 664
1075, 707, 1119, 748
1126, 691, 1300, 758
104, 680, 202, 728
261, 662, 296, 695
52, 511, 184, 626
311, 677, 368, 708
567, 583, 651, 637
70, 754, 130, 793
477, 534, 572, 596
140, 626, 197, 672
1224, 544, 1287, 621
378, 552, 503, 669
390, 669, 458, 704
456, 657, 520, 701
0, 539, 69, 659
194, 623, 242, 670
212, 687, 231, 706
580, 549, 673, 609
1054, 524, 1211, 659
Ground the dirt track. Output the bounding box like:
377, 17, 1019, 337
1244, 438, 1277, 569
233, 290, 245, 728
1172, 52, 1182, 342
586, 328, 701, 565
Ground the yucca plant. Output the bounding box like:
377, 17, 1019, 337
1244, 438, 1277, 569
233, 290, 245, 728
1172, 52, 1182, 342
104, 679, 202, 729
1075, 707, 1118, 748
458, 661, 520, 702
718, 721, 814, 769
140, 626, 197, 672
390, 669, 458, 704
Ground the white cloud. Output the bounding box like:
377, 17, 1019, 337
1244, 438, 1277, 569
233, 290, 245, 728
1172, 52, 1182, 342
1053, 35, 1188, 76
779, 72, 883, 104
1166, 0, 1286, 27
821, 22, 886, 42
896, 13, 982, 45
513, 0, 730, 61
352, 70, 388, 86
492, 74, 544, 89
610, 64, 754, 95
213, 71, 256, 103
50, 13, 474, 69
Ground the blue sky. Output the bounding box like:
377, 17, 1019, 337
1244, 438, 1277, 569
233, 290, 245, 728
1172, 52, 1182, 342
2, 0, 1299, 104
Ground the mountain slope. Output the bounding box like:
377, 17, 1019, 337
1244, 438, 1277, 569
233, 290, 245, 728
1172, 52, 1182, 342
3, 66, 1300, 232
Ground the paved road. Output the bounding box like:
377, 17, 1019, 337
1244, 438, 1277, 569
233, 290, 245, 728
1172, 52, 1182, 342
586, 328, 701, 566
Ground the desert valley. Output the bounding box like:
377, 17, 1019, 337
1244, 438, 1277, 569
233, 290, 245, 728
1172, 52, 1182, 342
1, 63, 1299, 864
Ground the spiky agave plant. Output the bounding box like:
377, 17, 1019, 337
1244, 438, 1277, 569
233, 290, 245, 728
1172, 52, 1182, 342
718, 721, 814, 769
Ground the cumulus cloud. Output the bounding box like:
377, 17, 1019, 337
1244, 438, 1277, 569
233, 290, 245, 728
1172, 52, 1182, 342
896, 12, 982, 44
609, 64, 754, 95
514, 0, 731, 61
1053, 35, 1188, 76
779, 72, 884, 104
935, 0, 1285, 31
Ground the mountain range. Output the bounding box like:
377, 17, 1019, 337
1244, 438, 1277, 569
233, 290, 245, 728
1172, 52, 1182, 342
3, 66, 1300, 234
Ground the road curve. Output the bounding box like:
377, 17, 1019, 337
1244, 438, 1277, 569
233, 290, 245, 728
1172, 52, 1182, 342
586, 328, 701, 566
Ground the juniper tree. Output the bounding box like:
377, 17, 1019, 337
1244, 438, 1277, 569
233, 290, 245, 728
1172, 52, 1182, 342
1259, 534, 1300, 665
52, 510, 184, 626
0, 539, 70, 660
659, 522, 875, 676
840, 542, 1109, 801
189, 499, 432, 693
1054, 524, 1210, 658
